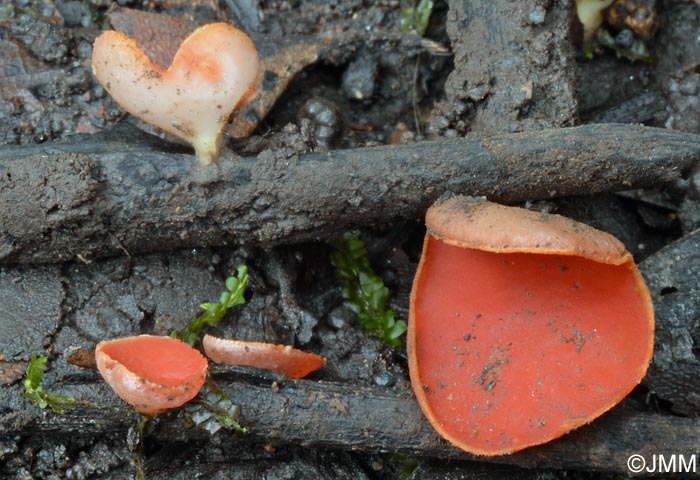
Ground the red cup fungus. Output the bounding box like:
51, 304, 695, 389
95, 335, 208, 415
202, 334, 326, 379
92, 22, 259, 166
408, 196, 654, 455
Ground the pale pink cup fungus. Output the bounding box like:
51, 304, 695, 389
92, 23, 259, 165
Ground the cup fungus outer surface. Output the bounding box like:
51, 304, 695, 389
408, 196, 655, 456
203, 334, 326, 379
95, 335, 208, 415
92, 22, 259, 166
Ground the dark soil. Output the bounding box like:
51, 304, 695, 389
1, 0, 700, 478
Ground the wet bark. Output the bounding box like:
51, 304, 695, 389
641, 228, 700, 415
2, 370, 695, 475
1, 123, 698, 265
443, 0, 578, 133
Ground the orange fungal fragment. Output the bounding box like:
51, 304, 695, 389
408, 196, 654, 455
203, 335, 326, 379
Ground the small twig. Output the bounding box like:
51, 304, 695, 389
133, 414, 149, 480
412, 56, 423, 137
1, 124, 698, 264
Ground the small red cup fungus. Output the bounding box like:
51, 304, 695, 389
92, 23, 258, 166
203, 334, 326, 379
408, 196, 654, 455
95, 335, 208, 415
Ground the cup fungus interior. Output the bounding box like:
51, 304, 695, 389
408, 197, 654, 456
99, 336, 207, 386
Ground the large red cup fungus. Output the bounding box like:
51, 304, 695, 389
95, 335, 208, 415
203, 334, 326, 379
92, 23, 258, 166
408, 196, 654, 455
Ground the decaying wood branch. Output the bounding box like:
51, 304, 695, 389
444, 0, 577, 133
1, 123, 698, 265
641, 227, 700, 415
3, 371, 696, 475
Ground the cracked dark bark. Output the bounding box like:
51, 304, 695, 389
2, 369, 696, 475
1, 123, 698, 265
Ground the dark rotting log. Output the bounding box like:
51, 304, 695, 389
1, 123, 698, 265
3, 371, 697, 474
640, 228, 700, 415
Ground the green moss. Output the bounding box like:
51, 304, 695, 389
24, 355, 78, 413
584, 28, 654, 63
171, 265, 249, 347
331, 233, 407, 347
400, 0, 434, 36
